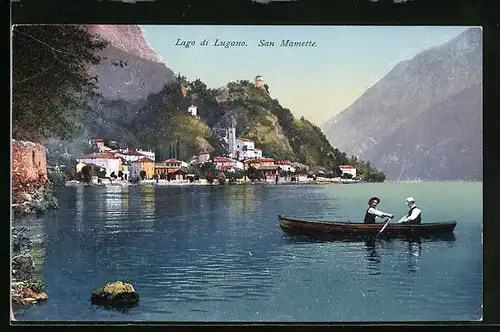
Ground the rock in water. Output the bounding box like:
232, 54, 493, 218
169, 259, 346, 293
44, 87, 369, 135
91, 281, 139, 308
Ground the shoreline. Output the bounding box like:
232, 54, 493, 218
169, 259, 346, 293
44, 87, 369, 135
63, 178, 364, 187
64, 180, 334, 187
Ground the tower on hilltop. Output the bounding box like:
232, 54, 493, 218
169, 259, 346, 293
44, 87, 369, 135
255, 75, 265, 88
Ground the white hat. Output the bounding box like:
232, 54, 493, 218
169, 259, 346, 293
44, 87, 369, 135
406, 197, 415, 203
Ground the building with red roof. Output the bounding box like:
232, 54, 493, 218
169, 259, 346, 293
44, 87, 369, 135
130, 157, 156, 179
214, 156, 236, 171
339, 165, 357, 178
199, 151, 210, 163
89, 138, 112, 152
115, 150, 146, 163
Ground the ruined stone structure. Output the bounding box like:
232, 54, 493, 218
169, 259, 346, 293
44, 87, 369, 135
12, 139, 47, 187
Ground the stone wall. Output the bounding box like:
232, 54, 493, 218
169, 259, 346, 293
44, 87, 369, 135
12, 139, 47, 187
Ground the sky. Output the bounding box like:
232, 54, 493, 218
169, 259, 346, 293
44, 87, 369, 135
140, 25, 470, 127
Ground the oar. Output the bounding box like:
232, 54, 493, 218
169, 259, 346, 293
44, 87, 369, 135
376, 216, 393, 238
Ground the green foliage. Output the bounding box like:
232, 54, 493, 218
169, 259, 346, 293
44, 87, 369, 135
12, 25, 108, 142
47, 170, 67, 186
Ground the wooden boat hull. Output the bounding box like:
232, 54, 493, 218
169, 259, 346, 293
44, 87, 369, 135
278, 215, 457, 237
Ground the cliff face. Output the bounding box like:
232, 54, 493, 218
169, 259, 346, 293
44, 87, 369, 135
323, 27, 482, 180
85, 25, 176, 101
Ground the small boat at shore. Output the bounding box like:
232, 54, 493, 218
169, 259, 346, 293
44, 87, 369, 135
278, 215, 457, 237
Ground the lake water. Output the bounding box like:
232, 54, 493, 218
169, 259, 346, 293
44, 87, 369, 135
12, 181, 482, 322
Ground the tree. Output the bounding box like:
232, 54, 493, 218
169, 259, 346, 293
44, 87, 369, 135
246, 166, 260, 182
140, 170, 146, 180
81, 165, 93, 183
205, 171, 214, 184
96, 167, 106, 178
217, 172, 226, 185
12, 25, 109, 142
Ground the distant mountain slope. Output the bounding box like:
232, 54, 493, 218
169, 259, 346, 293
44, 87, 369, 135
85, 25, 176, 101
364, 83, 482, 181
323, 27, 482, 180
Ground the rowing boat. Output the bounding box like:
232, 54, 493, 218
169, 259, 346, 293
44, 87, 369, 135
278, 215, 456, 237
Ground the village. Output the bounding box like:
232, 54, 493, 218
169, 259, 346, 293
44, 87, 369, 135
64, 75, 359, 186
67, 134, 359, 186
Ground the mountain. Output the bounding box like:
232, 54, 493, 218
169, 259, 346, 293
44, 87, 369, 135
323, 27, 482, 180
85, 25, 176, 101
364, 83, 482, 181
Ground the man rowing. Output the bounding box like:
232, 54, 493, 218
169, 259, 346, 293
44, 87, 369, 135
364, 197, 394, 224
397, 197, 422, 224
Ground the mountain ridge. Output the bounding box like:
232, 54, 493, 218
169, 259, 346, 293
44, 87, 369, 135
323, 27, 482, 180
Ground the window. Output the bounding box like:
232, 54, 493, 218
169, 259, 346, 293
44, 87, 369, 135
32, 151, 35, 165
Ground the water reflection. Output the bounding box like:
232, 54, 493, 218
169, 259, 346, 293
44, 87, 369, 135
364, 238, 380, 275
122, 185, 129, 215
228, 185, 257, 214
406, 238, 422, 273
76, 186, 84, 230
283, 232, 456, 245
283, 232, 456, 275
140, 185, 155, 215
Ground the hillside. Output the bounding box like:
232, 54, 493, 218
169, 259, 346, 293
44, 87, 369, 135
73, 76, 385, 181
323, 27, 482, 180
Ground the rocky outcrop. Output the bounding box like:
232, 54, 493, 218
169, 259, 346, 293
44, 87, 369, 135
12, 185, 59, 218
91, 281, 140, 308
11, 226, 48, 311
12, 255, 35, 281
11, 281, 48, 310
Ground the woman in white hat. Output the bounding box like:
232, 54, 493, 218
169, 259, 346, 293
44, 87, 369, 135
397, 197, 422, 224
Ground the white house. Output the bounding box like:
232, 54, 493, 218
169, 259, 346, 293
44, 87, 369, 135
198, 151, 210, 163
137, 149, 155, 161
235, 138, 259, 160
115, 150, 145, 162
76, 152, 121, 178
188, 105, 197, 116
339, 165, 357, 178
275, 160, 296, 173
